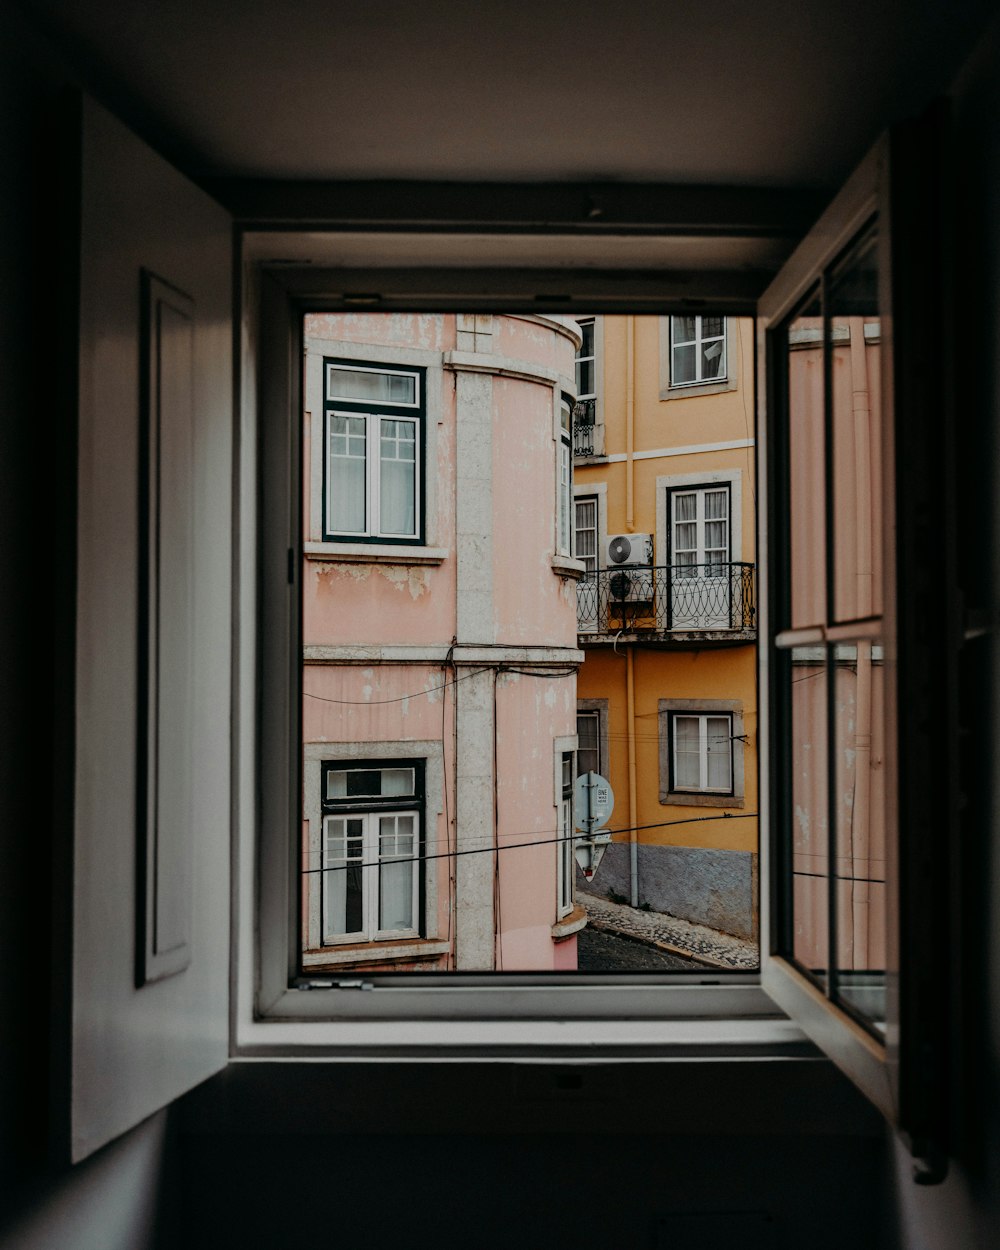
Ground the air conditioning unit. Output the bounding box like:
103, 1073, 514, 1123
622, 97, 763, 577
606, 533, 653, 568
605, 534, 654, 604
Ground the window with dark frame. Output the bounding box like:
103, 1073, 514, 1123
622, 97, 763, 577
669, 712, 734, 795
773, 222, 887, 1035
574, 318, 596, 401
317, 760, 425, 946
576, 709, 601, 779
323, 358, 426, 542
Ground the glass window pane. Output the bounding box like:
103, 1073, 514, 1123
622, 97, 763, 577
673, 716, 701, 788
674, 523, 696, 552
833, 642, 886, 1028
706, 716, 732, 790
830, 231, 882, 623
576, 357, 594, 397
701, 315, 724, 339
674, 492, 696, 522
380, 767, 415, 796
380, 459, 416, 535
672, 315, 697, 345
672, 343, 697, 384
789, 647, 829, 985
786, 293, 825, 628
701, 337, 725, 379
324, 817, 364, 937
328, 365, 417, 405
379, 815, 415, 931
577, 711, 600, 777
579, 320, 594, 358
328, 416, 367, 534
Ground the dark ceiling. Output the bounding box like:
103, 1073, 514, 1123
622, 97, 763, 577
20, 0, 999, 188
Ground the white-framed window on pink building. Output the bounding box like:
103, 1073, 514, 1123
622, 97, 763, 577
323, 358, 426, 542
318, 761, 424, 945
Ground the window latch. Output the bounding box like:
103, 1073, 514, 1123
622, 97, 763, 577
298, 978, 375, 991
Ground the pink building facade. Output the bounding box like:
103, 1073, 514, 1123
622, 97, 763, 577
300, 313, 585, 972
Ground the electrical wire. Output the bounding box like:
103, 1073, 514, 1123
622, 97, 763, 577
304, 666, 494, 706
301, 811, 758, 874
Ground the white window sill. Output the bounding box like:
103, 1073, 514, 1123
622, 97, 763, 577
551, 904, 588, 939
304, 541, 448, 565
660, 377, 735, 401
551, 554, 587, 579
234, 1012, 810, 1056
302, 939, 451, 968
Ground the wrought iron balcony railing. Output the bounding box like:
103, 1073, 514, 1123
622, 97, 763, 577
572, 398, 597, 457
576, 562, 756, 635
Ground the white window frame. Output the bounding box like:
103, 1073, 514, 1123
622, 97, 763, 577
670, 712, 734, 796
574, 495, 599, 577
670, 484, 731, 570
244, 235, 791, 1046
574, 317, 597, 401
556, 394, 573, 555
669, 315, 728, 387
320, 810, 421, 943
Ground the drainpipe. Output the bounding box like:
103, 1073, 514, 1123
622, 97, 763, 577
625, 316, 636, 532
626, 644, 639, 906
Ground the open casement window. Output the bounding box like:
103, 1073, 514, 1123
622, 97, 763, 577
66, 97, 232, 1161
757, 127, 956, 1173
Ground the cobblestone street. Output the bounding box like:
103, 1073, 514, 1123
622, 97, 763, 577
578, 890, 759, 971
577, 926, 697, 970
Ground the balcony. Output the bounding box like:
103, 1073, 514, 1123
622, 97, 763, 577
572, 399, 604, 458
576, 562, 756, 644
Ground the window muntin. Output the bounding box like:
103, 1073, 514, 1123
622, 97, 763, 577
670, 713, 734, 795
323, 358, 424, 542
319, 761, 423, 945
670, 315, 727, 386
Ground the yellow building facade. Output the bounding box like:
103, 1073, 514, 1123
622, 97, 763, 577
572, 315, 758, 939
